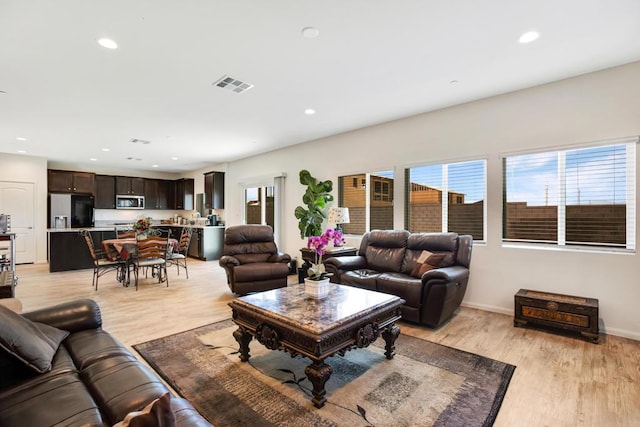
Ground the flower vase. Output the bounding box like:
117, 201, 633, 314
136, 232, 147, 240
304, 277, 331, 299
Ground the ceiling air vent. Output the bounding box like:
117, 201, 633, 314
130, 138, 151, 145
213, 75, 254, 94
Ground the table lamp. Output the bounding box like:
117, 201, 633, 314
328, 207, 350, 237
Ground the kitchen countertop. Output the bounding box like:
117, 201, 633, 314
47, 225, 225, 232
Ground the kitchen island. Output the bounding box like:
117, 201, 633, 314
47, 225, 225, 272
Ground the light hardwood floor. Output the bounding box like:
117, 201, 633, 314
13, 261, 640, 427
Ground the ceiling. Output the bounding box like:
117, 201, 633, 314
2, 1, 640, 173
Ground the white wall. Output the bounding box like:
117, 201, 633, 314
0, 153, 48, 263
223, 61, 640, 339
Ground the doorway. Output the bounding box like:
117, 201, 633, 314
0, 181, 36, 264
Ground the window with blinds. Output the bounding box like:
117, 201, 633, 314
405, 159, 486, 241
503, 139, 636, 250
338, 170, 394, 235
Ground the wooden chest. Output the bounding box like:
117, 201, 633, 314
514, 289, 599, 343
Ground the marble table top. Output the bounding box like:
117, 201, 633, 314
232, 284, 402, 335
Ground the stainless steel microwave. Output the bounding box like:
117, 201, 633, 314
116, 195, 145, 209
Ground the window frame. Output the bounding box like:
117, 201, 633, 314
403, 157, 487, 243
501, 137, 637, 253
337, 169, 395, 235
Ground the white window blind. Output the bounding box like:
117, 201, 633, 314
503, 140, 636, 250
405, 159, 486, 241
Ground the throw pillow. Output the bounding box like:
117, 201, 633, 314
114, 392, 176, 427
410, 250, 447, 278
0, 305, 69, 373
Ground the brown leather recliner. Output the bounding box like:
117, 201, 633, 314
219, 225, 292, 295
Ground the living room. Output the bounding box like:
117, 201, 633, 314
2, 2, 640, 426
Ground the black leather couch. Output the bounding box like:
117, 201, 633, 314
0, 299, 211, 426
325, 230, 472, 327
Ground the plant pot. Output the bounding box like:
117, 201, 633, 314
136, 232, 147, 240
304, 277, 331, 299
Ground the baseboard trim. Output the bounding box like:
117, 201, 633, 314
461, 301, 512, 316
460, 302, 640, 342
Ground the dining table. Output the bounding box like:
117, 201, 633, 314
101, 237, 179, 285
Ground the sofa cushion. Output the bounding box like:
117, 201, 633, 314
342, 269, 380, 291
363, 230, 410, 273
235, 253, 272, 264
0, 305, 69, 373
64, 328, 132, 370
114, 392, 175, 427
233, 262, 289, 282
377, 273, 424, 308
402, 232, 458, 274
81, 355, 171, 425
0, 372, 105, 426
0, 343, 77, 392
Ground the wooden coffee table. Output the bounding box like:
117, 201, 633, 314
228, 284, 404, 408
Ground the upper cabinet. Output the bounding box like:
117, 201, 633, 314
144, 179, 174, 210
204, 171, 225, 210
95, 175, 116, 209
116, 176, 145, 195
48, 170, 95, 194
175, 178, 194, 210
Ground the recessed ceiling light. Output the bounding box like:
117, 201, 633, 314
17, 150, 26, 154
304, 109, 316, 115
519, 31, 539, 44
97, 38, 118, 49
101, 148, 110, 152
171, 157, 178, 161
152, 165, 159, 168
302, 27, 320, 38
90, 158, 97, 161
16, 137, 27, 141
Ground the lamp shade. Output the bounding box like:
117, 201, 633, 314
328, 207, 350, 224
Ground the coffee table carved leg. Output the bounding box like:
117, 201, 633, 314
304, 361, 333, 408
382, 323, 400, 359
233, 327, 253, 362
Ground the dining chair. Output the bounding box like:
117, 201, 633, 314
79, 229, 125, 291
167, 227, 193, 278
116, 228, 136, 239
132, 231, 170, 290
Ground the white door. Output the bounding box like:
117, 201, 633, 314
0, 182, 35, 264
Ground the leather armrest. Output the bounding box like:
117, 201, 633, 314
219, 255, 240, 268
421, 265, 469, 283
22, 298, 102, 333
324, 255, 367, 271
268, 251, 291, 263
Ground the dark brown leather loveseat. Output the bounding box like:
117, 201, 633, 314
219, 225, 291, 296
325, 230, 472, 328
0, 299, 211, 426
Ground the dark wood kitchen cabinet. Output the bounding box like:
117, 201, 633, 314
174, 178, 194, 210
116, 176, 145, 195
95, 175, 116, 209
48, 170, 95, 194
145, 179, 173, 210
204, 171, 225, 210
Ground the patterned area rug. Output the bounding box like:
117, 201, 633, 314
134, 319, 515, 427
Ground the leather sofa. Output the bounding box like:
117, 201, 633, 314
219, 225, 291, 295
325, 230, 472, 328
0, 299, 211, 426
